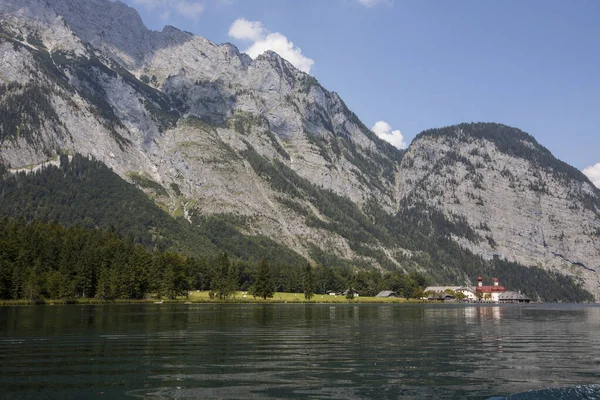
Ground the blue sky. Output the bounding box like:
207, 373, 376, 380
121, 0, 600, 182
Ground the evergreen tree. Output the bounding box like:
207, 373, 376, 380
187, 257, 210, 290
345, 272, 356, 302
252, 258, 274, 300
149, 253, 166, 299
123, 245, 151, 299
22, 269, 40, 301
345, 288, 355, 302
302, 263, 315, 300
0, 214, 594, 303
0, 253, 11, 299
95, 267, 113, 300
162, 252, 189, 300
228, 261, 239, 298
212, 251, 235, 300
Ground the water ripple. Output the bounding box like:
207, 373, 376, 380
1, 304, 600, 399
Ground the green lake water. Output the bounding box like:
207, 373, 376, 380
1, 303, 600, 399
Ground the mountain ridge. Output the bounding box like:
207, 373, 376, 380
1, 0, 599, 300
414, 122, 599, 190
398, 123, 600, 295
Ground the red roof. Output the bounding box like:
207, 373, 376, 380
476, 286, 506, 293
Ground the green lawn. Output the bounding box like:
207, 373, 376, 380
0, 292, 427, 306
186, 291, 421, 304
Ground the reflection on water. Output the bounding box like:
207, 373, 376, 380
1, 304, 600, 399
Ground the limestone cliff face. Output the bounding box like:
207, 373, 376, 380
398, 123, 600, 296
0, 0, 399, 265
1, 0, 599, 298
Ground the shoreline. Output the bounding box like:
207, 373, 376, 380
1, 298, 595, 306
0, 297, 429, 306
2, 291, 583, 306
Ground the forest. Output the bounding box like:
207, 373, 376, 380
0, 154, 305, 266
0, 218, 428, 302
0, 155, 594, 303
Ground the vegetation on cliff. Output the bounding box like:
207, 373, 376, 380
0, 218, 430, 302
0, 154, 594, 303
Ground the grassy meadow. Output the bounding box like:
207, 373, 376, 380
0, 291, 429, 306
184, 291, 422, 304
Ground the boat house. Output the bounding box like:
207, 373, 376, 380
498, 291, 531, 303
376, 290, 398, 298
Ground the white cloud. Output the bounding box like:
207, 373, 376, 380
371, 121, 407, 149
131, 0, 205, 21
228, 18, 265, 41
228, 18, 315, 74
357, 0, 392, 7
583, 163, 600, 188
246, 33, 314, 73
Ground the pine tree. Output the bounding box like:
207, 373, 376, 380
345, 273, 356, 302
149, 253, 165, 299
22, 269, 40, 301
212, 251, 234, 300
187, 257, 210, 291
252, 258, 274, 300
95, 267, 113, 300
0, 253, 11, 299
162, 252, 188, 300
302, 263, 315, 300
227, 261, 239, 299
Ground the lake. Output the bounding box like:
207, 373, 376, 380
1, 303, 600, 399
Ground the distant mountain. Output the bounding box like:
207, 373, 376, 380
0, 0, 598, 301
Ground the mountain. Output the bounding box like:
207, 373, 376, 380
0, 0, 598, 301
0, 0, 401, 263
398, 123, 600, 295
0, 154, 307, 266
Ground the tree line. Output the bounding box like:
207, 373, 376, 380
0, 154, 309, 267
0, 218, 428, 302
1, 155, 594, 303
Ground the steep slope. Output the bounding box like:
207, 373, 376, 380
0, 0, 402, 267
397, 123, 600, 296
0, 155, 306, 265
0, 1, 598, 300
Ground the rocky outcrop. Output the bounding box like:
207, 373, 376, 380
1, 1, 599, 299
0, 0, 400, 265
397, 123, 600, 297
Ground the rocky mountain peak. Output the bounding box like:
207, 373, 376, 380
28, 0, 196, 70
417, 123, 598, 190
0, 0, 54, 21
417, 123, 543, 155
44, 0, 146, 40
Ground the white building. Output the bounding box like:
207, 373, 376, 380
424, 286, 477, 300
425, 277, 510, 302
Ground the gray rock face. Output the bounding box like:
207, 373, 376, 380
1, 0, 599, 298
397, 124, 600, 298
0, 0, 398, 264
